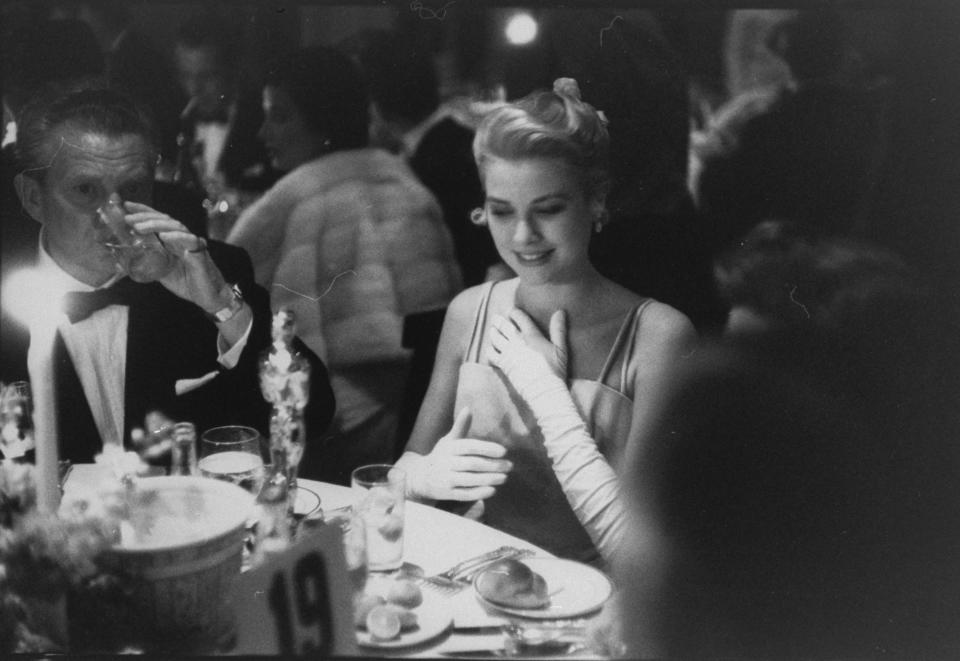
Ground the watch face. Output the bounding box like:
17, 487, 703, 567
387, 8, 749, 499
211, 284, 244, 322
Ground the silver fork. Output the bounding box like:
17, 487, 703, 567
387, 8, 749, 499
420, 546, 533, 594
455, 548, 536, 585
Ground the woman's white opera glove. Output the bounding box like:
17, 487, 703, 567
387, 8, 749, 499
397, 408, 513, 503
486, 309, 625, 562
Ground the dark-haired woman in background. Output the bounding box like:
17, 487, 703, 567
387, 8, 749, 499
227, 47, 461, 483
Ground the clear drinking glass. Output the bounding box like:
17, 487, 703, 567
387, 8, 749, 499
351, 464, 405, 572
0, 381, 34, 459
94, 194, 176, 282
198, 426, 265, 496
169, 422, 198, 476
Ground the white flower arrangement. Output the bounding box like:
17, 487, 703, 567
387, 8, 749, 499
0, 462, 130, 653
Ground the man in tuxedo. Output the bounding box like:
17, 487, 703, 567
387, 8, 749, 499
2, 88, 335, 470
171, 11, 277, 195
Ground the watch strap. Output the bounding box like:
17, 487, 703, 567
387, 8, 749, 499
207, 283, 244, 323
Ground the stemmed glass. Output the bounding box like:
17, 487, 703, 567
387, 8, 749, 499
0, 381, 34, 460
198, 426, 266, 497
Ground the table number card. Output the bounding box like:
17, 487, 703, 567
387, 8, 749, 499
230, 524, 358, 655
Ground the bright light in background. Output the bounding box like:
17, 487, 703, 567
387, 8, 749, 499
3, 268, 65, 329
505, 12, 538, 46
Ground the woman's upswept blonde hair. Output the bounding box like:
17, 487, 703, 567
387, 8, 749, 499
473, 78, 611, 198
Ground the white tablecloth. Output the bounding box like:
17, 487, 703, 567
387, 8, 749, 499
299, 479, 611, 658
59, 468, 610, 657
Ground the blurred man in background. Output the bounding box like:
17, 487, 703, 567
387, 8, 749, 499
170, 10, 277, 198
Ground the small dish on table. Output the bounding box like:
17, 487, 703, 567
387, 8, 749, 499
356, 589, 453, 649
474, 557, 613, 619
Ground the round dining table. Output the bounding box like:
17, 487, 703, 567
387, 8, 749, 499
58, 465, 615, 657
298, 479, 614, 659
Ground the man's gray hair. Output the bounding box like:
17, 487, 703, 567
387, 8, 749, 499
16, 87, 157, 179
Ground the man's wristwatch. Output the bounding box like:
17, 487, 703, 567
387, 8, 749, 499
206, 283, 245, 323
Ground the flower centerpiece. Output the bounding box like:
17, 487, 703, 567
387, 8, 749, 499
0, 462, 146, 653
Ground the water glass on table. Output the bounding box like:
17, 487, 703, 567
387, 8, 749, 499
199, 426, 265, 496
351, 464, 406, 572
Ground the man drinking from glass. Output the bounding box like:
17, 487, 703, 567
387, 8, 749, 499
4, 87, 334, 466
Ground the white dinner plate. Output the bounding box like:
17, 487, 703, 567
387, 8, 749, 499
356, 591, 453, 649
294, 484, 322, 517
474, 557, 613, 619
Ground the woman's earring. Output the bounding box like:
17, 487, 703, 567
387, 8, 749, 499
470, 208, 487, 226
592, 206, 609, 233
593, 208, 609, 233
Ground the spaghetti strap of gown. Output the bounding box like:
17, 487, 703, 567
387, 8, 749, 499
464, 281, 497, 364
595, 298, 651, 394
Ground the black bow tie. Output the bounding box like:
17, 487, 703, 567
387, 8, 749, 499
63, 278, 141, 324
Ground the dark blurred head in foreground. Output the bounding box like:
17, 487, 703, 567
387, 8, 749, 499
618, 222, 960, 658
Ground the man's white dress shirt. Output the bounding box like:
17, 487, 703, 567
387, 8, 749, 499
194, 103, 237, 184
196, 120, 230, 182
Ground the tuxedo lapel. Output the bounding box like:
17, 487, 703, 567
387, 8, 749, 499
123, 283, 179, 440
0, 310, 30, 383
122, 283, 222, 440
53, 330, 101, 462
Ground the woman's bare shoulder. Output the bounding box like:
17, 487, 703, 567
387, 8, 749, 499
436, 281, 500, 354
446, 281, 494, 321
636, 299, 698, 349
596, 280, 646, 318
595, 279, 695, 343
